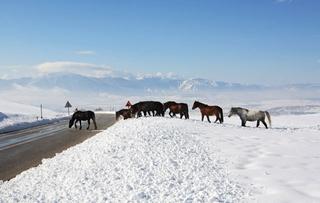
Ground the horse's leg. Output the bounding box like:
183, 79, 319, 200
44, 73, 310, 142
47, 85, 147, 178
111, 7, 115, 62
180, 113, 183, 119
241, 119, 246, 127
87, 119, 90, 130
79, 120, 82, 130
201, 114, 204, 121
256, 120, 260, 128
92, 118, 98, 130
169, 111, 173, 117
206, 115, 211, 123
214, 115, 219, 123
75, 120, 78, 129
261, 120, 268, 129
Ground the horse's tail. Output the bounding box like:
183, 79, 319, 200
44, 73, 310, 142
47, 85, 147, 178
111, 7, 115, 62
220, 107, 224, 123
265, 111, 271, 128
92, 112, 98, 130
185, 106, 189, 119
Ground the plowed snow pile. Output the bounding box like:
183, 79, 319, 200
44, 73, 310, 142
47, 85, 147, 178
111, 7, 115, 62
0, 117, 244, 202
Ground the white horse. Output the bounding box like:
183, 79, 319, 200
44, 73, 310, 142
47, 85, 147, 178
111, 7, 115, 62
228, 107, 271, 129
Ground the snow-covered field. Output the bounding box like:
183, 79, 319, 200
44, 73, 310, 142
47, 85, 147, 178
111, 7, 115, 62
0, 99, 66, 133
1, 111, 320, 202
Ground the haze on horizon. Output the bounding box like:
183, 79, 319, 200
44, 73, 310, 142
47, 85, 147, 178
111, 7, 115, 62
0, 0, 319, 85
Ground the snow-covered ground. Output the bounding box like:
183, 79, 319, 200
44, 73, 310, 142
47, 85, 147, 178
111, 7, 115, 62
1, 112, 320, 202
0, 117, 245, 202
195, 114, 320, 202
0, 99, 66, 133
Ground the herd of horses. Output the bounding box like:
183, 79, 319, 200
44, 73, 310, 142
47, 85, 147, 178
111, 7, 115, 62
68, 100, 272, 130
115, 101, 272, 128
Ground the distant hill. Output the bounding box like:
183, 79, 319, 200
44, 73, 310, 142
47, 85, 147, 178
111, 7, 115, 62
1, 72, 320, 95
0, 73, 267, 93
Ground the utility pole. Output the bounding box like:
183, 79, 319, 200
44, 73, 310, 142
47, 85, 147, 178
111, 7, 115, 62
40, 104, 43, 119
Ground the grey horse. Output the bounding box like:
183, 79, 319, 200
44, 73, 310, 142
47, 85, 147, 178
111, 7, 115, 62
228, 107, 271, 129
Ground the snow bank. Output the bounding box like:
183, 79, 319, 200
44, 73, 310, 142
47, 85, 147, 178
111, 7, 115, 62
0, 117, 244, 202
0, 112, 8, 122
0, 99, 66, 133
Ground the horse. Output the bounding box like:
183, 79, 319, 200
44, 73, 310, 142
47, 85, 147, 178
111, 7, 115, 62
228, 107, 271, 129
130, 101, 164, 117
116, 109, 132, 120
69, 110, 97, 130
192, 101, 224, 123
163, 101, 189, 119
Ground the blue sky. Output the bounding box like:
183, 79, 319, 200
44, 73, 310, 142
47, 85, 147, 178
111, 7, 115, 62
0, 0, 319, 84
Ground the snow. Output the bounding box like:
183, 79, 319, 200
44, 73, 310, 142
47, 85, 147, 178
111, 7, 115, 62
188, 113, 320, 202
0, 112, 8, 122
1, 105, 320, 202
0, 99, 66, 133
0, 117, 245, 202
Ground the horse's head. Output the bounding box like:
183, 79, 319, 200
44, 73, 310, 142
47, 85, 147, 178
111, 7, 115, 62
69, 117, 75, 128
228, 107, 236, 117
163, 102, 173, 112
192, 101, 199, 110
129, 105, 138, 117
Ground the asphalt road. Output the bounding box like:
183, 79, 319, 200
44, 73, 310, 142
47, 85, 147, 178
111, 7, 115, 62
0, 113, 115, 181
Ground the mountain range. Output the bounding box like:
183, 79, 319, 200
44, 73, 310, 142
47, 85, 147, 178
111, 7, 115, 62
0, 72, 319, 94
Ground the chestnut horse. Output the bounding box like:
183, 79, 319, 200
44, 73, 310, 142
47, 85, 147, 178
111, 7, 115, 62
116, 109, 132, 120
192, 101, 224, 123
163, 101, 189, 119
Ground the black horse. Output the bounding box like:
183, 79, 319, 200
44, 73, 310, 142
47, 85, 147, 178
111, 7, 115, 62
163, 101, 189, 119
116, 109, 132, 120
69, 110, 97, 130
131, 101, 164, 117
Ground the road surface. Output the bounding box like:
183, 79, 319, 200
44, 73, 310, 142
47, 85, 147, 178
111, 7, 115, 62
0, 113, 115, 181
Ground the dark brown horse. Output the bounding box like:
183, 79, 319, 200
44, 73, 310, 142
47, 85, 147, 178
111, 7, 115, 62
116, 109, 132, 120
163, 101, 189, 119
130, 101, 164, 117
192, 101, 223, 123
69, 110, 97, 130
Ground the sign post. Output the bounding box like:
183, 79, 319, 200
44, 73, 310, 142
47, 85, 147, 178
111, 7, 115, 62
125, 101, 132, 109
65, 101, 72, 115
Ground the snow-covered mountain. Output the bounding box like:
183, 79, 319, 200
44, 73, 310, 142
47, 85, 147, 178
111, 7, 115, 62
1, 72, 320, 94
178, 78, 263, 91
0, 73, 263, 93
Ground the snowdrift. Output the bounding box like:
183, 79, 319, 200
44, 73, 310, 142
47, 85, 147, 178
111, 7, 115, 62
0, 112, 8, 122
0, 99, 65, 133
0, 117, 244, 202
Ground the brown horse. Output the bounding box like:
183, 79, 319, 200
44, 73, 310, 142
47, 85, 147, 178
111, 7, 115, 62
192, 101, 224, 123
163, 101, 189, 119
116, 109, 132, 120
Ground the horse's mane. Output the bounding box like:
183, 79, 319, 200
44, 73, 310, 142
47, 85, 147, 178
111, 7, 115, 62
195, 101, 208, 107
233, 107, 249, 112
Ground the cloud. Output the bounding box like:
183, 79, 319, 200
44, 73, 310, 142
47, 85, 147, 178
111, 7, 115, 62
36, 61, 135, 79
74, 50, 95, 55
